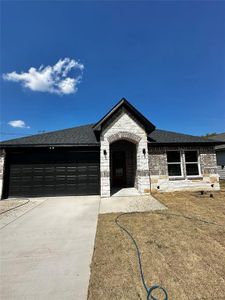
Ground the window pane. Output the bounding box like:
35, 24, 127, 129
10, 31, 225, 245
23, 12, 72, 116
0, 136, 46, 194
168, 164, 182, 176
167, 151, 181, 163
185, 151, 198, 162
186, 163, 199, 176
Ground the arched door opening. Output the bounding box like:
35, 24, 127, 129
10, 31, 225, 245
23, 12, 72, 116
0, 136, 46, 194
110, 140, 137, 193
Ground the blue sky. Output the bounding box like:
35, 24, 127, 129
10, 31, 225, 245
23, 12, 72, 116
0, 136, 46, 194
1, 1, 225, 141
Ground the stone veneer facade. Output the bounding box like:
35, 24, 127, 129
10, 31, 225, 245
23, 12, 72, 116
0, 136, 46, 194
148, 146, 220, 192
100, 108, 220, 197
100, 109, 150, 197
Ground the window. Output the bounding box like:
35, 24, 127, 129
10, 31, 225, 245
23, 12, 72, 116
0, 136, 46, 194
184, 151, 200, 176
167, 151, 182, 176
167, 150, 201, 178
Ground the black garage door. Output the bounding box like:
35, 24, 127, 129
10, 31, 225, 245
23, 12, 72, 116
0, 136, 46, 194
6, 148, 100, 197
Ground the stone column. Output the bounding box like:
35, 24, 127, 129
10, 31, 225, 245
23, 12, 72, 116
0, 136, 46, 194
200, 147, 220, 190
0, 149, 6, 199
100, 138, 110, 197
136, 138, 150, 194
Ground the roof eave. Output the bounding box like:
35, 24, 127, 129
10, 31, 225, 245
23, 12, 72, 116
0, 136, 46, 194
148, 141, 222, 146
0, 143, 100, 148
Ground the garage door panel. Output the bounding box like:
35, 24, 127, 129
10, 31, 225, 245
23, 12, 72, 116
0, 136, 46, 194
55, 176, 66, 181
7, 153, 100, 197
45, 167, 55, 173
21, 168, 33, 174
67, 167, 76, 173
10, 170, 21, 176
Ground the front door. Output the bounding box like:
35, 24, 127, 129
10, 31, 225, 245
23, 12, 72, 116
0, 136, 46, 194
112, 151, 126, 187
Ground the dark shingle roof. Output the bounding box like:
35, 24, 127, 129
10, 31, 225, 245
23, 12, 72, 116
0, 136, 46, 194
207, 133, 225, 150
209, 133, 225, 142
0, 125, 221, 147
0, 124, 99, 146
148, 129, 218, 144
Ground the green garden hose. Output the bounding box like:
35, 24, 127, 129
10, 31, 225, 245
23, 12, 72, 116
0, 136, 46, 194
115, 212, 168, 300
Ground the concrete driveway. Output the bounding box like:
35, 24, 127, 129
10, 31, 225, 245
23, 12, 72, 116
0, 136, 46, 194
0, 196, 100, 300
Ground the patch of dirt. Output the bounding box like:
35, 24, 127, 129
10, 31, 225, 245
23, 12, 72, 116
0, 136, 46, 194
0, 199, 29, 214
88, 191, 225, 300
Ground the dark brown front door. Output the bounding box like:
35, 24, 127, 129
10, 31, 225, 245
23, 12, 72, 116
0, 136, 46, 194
112, 151, 126, 187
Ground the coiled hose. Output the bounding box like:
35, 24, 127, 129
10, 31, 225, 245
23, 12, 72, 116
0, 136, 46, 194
115, 212, 168, 300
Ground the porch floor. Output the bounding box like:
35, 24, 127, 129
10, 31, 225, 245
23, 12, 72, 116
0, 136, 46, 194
99, 193, 166, 214
111, 187, 140, 197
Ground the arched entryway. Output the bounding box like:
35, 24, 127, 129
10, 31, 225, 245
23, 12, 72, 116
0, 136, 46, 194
110, 140, 137, 193
100, 127, 150, 197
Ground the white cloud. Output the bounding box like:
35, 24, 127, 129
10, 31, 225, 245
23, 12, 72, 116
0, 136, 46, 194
8, 120, 30, 129
3, 58, 84, 95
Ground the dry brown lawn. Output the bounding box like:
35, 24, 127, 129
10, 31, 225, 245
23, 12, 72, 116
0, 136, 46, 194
88, 191, 225, 300
220, 179, 225, 191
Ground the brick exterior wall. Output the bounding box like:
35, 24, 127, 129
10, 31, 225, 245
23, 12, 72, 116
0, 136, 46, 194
100, 109, 150, 197
148, 145, 220, 192
0, 149, 6, 199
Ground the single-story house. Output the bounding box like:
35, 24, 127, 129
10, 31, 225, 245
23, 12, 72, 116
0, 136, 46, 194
0, 98, 222, 199
208, 133, 225, 180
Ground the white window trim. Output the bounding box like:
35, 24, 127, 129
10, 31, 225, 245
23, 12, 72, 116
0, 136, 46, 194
184, 150, 202, 178
167, 150, 184, 179
167, 149, 202, 179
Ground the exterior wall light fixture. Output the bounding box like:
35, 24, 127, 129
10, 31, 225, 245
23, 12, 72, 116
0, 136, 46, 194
142, 148, 146, 156
103, 149, 107, 157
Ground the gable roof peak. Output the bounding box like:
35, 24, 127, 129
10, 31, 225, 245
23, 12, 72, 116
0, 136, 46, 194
93, 97, 155, 134
119, 97, 129, 103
